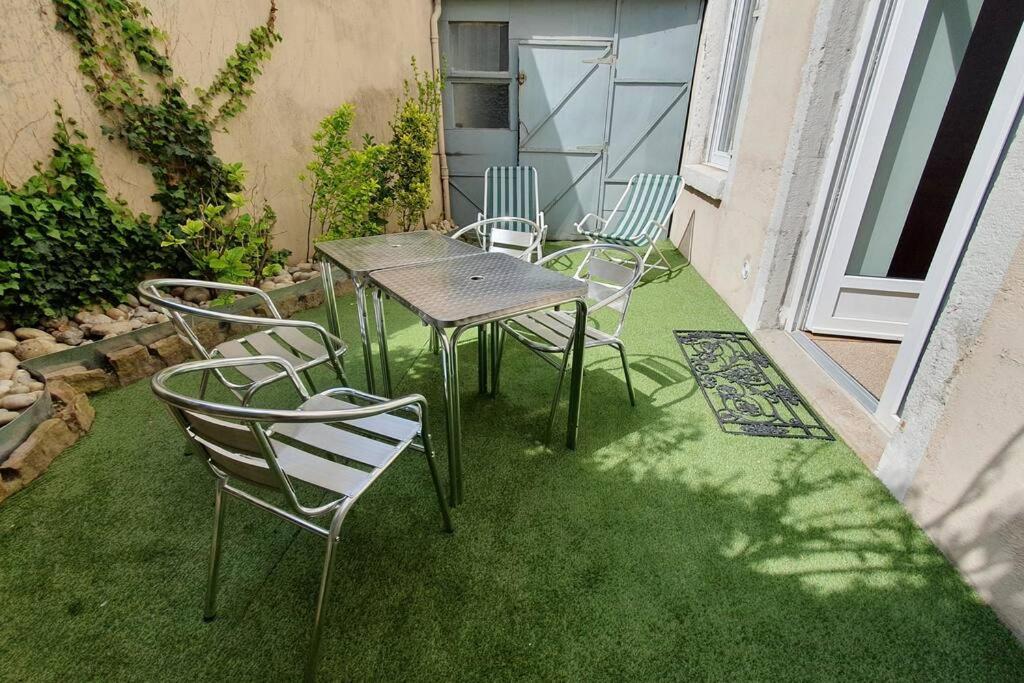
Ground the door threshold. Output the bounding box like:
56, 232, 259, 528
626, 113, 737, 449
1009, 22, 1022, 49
791, 331, 879, 413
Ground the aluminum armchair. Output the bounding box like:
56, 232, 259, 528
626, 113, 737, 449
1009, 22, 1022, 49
450, 216, 544, 262
496, 244, 644, 437
151, 356, 451, 682
575, 173, 684, 275
139, 278, 348, 403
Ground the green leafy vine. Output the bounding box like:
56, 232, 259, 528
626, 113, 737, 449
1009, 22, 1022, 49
0, 107, 160, 325
51, 0, 282, 268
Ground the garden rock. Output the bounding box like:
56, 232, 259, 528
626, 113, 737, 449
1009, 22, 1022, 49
15, 328, 54, 341
106, 307, 129, 321
149, 335, 194, 367
0, 331, 16, 342
106, 345, 163, 386
0, 417, 79, 501
15, 338, 64, 361
0, 410, 16, 426
183, 286, 211, 304
0, 338, 17, 353
123, 293, 141, 308
2, 391, 41, 411
54, 328, 85, 346
44, 365, 111, 394
89, 321, 134, 338
75, 311, 114, 326
0, 380, 12, 399
0, 352, 18, 380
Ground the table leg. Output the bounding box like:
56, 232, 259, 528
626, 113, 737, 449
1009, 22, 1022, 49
489, 321, 501, 397
319, 261, 340, 337
436, 327, 463, 506
566, 299, 588, 450
353, 278, 377, 395
477, 325, 488, 395
371, 288, 393, 398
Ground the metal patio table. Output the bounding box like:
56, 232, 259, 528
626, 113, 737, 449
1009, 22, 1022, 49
369, 251, 589, 505
315, 231, 481, 395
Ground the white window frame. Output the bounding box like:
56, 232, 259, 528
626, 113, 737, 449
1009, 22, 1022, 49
707, 0, 757, 170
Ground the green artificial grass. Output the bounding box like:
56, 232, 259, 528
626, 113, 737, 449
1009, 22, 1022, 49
2, 245, 1022, 681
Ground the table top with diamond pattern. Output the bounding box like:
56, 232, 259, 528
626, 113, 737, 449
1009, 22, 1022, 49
315, 231, 482, 278
369, 251, 587, 328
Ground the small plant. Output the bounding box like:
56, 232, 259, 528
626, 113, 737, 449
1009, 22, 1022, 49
161, 166, 288, 285
387, 59, 443, 232
302, 105, 391, 252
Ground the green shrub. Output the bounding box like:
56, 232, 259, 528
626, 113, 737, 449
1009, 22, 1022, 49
0, 109, 161, 326
387, 59, 443, 232
303, 105, 391, 248
303, 59, 443, 246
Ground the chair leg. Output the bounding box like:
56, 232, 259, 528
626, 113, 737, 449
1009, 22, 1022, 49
420, 428, 453, 532
203, 479, 227, 622
198, 369, 211, 400
304, 507, 346, 683
302, 369, 319, 394
614, 341, 636, 407
545, 347, 572, 443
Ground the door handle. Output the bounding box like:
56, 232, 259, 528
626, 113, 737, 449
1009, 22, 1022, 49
517, 71, 526, 86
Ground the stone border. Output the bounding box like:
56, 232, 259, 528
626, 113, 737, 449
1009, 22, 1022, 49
0, 378, 95, 502
0, 369, 53, 463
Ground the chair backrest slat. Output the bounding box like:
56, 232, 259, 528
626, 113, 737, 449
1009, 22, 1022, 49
607, 174, 683, 243
587, 280, 627, 313
180, 410, 283, 488
587, 255, 636, 287
490, 227, 537, 249
484, 166, 539, 231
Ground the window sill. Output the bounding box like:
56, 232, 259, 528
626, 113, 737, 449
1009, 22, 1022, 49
681, 163, 728, 201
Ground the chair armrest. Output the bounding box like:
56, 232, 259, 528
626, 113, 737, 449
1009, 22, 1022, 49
139, 278, 283, 319
574, 213, 607, 234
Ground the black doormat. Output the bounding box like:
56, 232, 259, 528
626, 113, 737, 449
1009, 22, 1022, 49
674, 330, 834, 440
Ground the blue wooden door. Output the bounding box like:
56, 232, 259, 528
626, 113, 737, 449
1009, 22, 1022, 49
439, 0, 702, 237
518, 41, 612, 239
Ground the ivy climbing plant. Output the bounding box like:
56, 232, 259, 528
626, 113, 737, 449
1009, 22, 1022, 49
0, 107, 160, 326
51, 0, 283, 269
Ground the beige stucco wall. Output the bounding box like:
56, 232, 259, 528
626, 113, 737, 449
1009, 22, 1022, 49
1, 0, 439, 262
672, 0, 819, 317
900, 239, 1024, 638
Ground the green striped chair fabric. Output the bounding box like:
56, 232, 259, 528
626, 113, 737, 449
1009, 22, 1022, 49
482, 166, 541, 233
580, 173, 683, 247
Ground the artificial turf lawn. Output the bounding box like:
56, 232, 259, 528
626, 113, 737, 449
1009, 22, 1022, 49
2, 245, 1023, 681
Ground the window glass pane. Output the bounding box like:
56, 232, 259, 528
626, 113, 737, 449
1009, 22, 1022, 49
847, 0, 983, 278
452, 83, 509, 128
450, 22, 509, 72
711, 0, 755, 163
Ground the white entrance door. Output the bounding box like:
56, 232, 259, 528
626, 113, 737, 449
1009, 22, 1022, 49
805, 0, 985, 341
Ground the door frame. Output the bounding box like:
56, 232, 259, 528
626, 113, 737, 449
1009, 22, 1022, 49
801, 1, 928, 342
786, 0, 1024, 432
